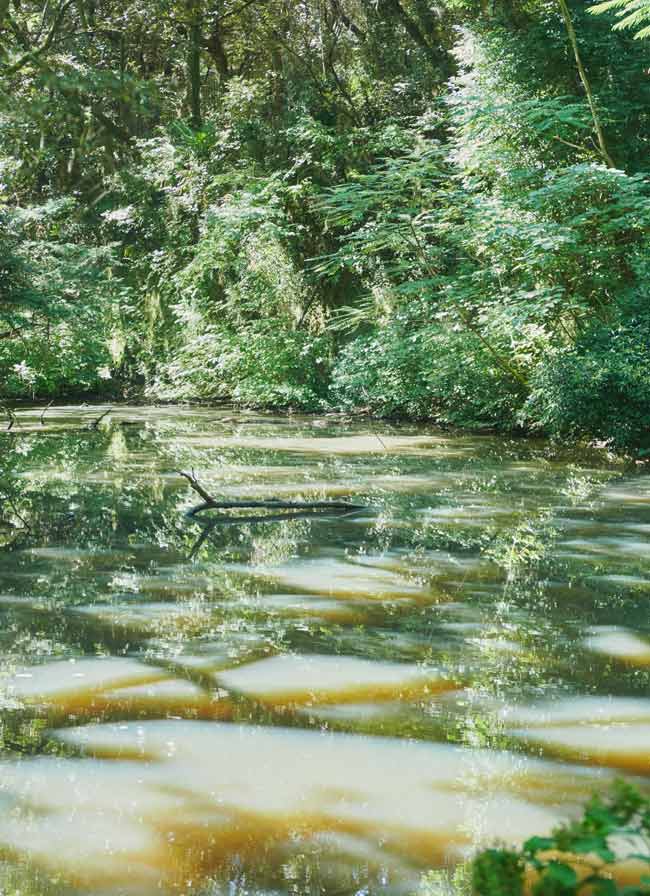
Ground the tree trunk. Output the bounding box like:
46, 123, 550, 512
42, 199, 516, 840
206, 15, 229, 82
187, 0, 202, 127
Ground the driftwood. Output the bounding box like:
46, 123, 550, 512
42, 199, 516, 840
179, 469, 367, 519
188, 509, 347, 558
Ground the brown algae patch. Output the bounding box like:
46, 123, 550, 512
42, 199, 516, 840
509, 724, 650, 774
505, 695, 650, 774
0, 657, 226, 720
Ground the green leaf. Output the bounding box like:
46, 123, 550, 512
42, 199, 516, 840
545, 862, 578, 888
588, 878, 619, 896
567, 838, 616, 863
524, 837, 556, 854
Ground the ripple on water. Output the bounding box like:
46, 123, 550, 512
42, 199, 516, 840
583, 626, 650, 666
506, 694, 650, 774
182, 433, 467, 456
0, 720, 613, 893
4, 406, 650, 894
216, 653, 456, 706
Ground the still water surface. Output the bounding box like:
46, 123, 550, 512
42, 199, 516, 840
1, 405, 649, 895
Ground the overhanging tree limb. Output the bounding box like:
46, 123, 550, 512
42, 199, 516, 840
3, 0, 75, 74
330, 0, 365, 40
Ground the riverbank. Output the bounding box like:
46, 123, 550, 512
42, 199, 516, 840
2, 395, 640, 468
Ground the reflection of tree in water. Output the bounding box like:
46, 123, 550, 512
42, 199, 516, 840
1, 413, 646, 744
3, 410, 650, 896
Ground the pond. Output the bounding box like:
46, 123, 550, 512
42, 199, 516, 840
0, 405, 649, 895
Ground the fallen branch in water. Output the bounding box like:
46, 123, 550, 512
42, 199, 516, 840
179, 469, 367, 518
1, 406, 17, 431
187, 507, 355, 558
87, 408, 112, 430
40, 400, 54, 425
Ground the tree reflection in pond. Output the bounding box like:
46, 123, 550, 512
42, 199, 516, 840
0, 405, 649, 895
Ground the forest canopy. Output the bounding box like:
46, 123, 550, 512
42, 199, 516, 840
2, 0, 650, 453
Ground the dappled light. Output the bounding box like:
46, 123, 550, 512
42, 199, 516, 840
0, 407, 649, 894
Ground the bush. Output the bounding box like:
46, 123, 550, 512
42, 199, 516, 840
330, 321, 524, 428
0, 204, 123, 400
144, 188, 334, 408
524, 320, 650, 456
150, 322, 330, 409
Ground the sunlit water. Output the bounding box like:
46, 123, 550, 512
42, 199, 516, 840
0, 405, 649, 895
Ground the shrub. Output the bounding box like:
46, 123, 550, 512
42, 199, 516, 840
150, 322, 330, 409
524, 320, 650, 455
0, 204, 122, 400
330, 321, 523, 428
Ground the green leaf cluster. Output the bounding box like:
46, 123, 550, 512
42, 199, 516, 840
473, 782, 650, 896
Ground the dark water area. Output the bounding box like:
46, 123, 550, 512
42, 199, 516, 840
0, 405, 649, 895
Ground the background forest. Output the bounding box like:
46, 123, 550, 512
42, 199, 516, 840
2, 0, 650, 453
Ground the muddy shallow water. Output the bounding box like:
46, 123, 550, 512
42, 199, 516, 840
0, 405, 649, 895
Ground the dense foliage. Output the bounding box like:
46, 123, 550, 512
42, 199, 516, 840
2, 0, 650, 452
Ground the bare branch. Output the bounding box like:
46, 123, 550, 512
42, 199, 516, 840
2, 405, 17, 431
88, 408, 111, 430
40, 400, 54, 425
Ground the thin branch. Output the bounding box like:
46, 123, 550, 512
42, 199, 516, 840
5, 496, 31, 533
179, 468, 217, 504
557, 0, 616, 168
552, 134, 593, 154
35, 0, 53, 42
87, 408, 111, 430
0, 328, 22, 340
4, 0, 75, 75
330, 0, 366, 40
40, 400, 54, 425
2, 405, 17, 431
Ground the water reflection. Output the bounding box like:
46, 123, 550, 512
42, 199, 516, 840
0, 405, 649, 894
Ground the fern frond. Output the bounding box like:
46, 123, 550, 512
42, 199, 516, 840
590, 0, 650, 37
590, 0, 637, 12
